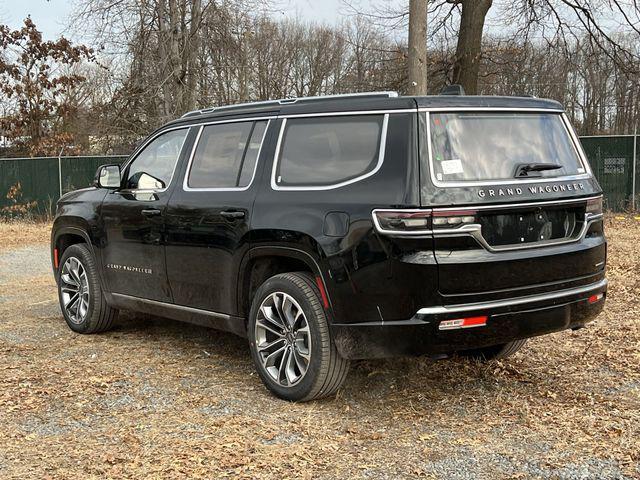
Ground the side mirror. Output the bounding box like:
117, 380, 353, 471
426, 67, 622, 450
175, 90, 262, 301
94, 164, 121, 189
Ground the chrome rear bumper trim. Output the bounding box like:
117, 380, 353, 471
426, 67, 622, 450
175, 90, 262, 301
416, 278, 607, 316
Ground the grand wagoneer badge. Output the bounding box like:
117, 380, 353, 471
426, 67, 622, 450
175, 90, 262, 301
478, 182, 585, 198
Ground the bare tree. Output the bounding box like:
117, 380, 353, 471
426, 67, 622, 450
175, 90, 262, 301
448, 0, 492, 94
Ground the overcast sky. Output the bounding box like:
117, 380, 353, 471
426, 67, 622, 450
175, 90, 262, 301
0, 0, 395, 40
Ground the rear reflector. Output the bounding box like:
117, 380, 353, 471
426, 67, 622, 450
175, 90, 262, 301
587, 293, 604, 304
315, 276, 330, 309
439, 316, 488, 331
54, 248, 59, 269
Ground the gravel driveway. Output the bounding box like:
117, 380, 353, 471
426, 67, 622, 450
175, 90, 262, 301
0, 221, 638, 479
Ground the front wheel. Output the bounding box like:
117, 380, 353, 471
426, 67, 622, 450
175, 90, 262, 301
248, 272, 350, 402
57, 243, 118, 334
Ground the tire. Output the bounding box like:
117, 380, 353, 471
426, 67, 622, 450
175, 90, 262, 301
56, 243, 118, 334
458, 338, 527, 361
248, 272, 350, 402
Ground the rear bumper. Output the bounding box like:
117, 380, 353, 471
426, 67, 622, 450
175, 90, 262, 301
332, 278, 607, 359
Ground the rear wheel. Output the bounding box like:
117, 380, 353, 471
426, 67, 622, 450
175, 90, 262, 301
248, 272, 350, 401
458, 339, 527, 361
57, 243, 118, 334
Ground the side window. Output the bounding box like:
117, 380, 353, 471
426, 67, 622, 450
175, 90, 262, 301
126, 129, 188, 190
187, 120, 268, 189
274, 115, 385, 188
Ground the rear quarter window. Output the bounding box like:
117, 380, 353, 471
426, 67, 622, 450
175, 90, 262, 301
273, 114, 387, 189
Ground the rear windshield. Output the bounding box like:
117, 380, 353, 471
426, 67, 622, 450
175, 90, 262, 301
428, 112, 585, 183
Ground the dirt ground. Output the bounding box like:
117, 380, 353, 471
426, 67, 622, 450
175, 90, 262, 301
0, 218, 638, 479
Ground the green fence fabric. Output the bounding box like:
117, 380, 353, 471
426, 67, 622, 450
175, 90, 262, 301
0, 140, 638, 215
580, 136, 638, 211
0, 156, 127, 215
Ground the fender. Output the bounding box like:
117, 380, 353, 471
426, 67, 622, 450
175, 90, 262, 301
51, 224, 108, 292
237, 245, 334, 315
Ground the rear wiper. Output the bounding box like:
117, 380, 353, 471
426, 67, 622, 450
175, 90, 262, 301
515, 163, 563, 178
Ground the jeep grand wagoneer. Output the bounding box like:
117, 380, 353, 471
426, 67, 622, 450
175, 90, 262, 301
51, 91, 607, 401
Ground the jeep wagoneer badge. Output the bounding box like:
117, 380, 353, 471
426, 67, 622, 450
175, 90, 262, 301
478, 182, 585, 198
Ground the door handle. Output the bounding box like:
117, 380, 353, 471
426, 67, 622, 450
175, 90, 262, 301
220, 210, 245, 219
141, 208, 162, 217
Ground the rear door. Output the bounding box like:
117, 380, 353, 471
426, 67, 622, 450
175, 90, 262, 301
420, 109, 606, 302
164, 116, 273, 314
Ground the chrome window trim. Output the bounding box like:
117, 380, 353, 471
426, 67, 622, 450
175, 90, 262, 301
424, 110, 591, 188
416, 278, 607, 316
580, 134, 636, 138
182, 118, 272, 192
418, 107, 565, 113
560, 113, 594, 176
281, 109, 413, 119
120, 126, 191, 193
271, 112, 390, 191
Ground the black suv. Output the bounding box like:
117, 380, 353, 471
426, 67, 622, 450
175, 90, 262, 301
51, 91, 607, 401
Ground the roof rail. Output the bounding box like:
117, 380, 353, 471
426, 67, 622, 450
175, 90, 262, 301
181, 91, 399, 118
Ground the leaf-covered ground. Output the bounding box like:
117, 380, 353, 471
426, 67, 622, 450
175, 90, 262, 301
0, 218, 638, 479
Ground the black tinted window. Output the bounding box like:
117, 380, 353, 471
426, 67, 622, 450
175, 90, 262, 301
126, 128, 188, 189
275, 115, 384, 187
188, 122, 253, 188
428, 112, 585, 183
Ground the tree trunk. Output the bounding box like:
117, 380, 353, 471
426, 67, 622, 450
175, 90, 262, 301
407, 0, 428, 95
157, 0, 172, 119
168, 0, 182, 116
452, 0, 492, 95
185, 0, 202, 111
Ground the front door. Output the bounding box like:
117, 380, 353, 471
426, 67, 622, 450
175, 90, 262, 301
100, 127, 191, 302
165, 118, 272, 314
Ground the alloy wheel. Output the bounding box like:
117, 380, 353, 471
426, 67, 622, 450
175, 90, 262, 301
59, 256, 90, 324
254, 292, 311, 387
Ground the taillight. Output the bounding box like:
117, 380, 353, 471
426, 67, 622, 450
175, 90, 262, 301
372, 209, 432, 233
432, 209, 477, 228
586, 197, 603, 216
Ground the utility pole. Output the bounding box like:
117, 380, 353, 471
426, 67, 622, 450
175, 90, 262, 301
407, 0, 428, 95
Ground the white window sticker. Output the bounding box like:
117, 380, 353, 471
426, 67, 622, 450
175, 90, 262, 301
441, 159, 464, 175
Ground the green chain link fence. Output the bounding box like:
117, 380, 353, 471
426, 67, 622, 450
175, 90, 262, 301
580, 135, 638, 212
0, 155, 127, 217
0, 136, 638, 215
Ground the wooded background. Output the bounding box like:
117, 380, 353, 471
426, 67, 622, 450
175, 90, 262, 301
0, 0, 639, 157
